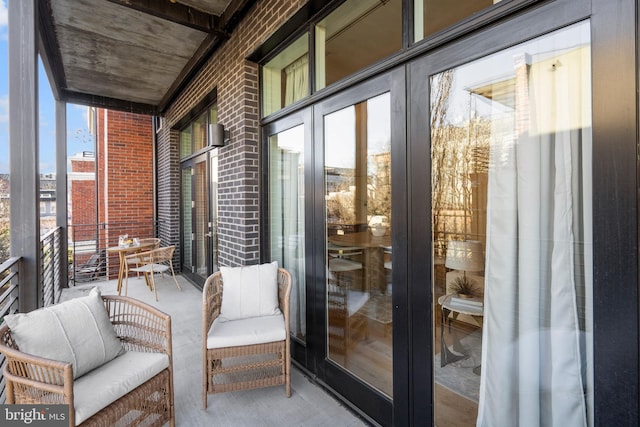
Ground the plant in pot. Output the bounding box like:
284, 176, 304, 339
449, 276, 478, 298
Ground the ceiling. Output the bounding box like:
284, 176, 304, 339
39, 0, 256, 115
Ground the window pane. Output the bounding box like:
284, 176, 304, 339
180, 128, 192, 159
414, 0, 504, 42
269, 125, 306, 340
316, 0, 402, 91
431, 22, 592, 426
193, 112, 208, 152
325, 93, 393, 397
263, 34, 309, 117
182, 167, 193, 273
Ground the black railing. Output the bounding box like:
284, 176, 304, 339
69, 221, 158, 285
0, 256, 21, 402
40, 226, 64, 306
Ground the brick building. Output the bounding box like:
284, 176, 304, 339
69, 109, 154, 273
9, 0, 640, 425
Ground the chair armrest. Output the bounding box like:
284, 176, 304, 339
102, 295, 172, 358
0, 324, 74, 406
202, 272, 222, 338
277, 268, 292, 336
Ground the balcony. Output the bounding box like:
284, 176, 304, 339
2, 256, 367, 426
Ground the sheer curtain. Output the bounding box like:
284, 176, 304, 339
477, 46, 593, 426
270, 147, 306, 337
284, 54, 309, 106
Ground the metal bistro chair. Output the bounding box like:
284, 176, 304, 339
124, 246, 181, 301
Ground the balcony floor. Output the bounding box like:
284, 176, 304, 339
66, 274, 368, 427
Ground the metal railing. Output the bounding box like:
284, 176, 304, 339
69, 221, 158, 284
41, 226, 64, 306
0, 256, 21, 402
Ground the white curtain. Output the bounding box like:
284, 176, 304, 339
477, 47, 593, 426
270, 148, 306, 336
284, 54, 309, 106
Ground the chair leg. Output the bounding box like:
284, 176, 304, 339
170, 265, 182, 291
150, 270, 158, 301
202, 351, 208, 409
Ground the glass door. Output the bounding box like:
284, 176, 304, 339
409, 17, 594, 426
313, 71, 405, 426
181, 152, 218, 286
264, 109, 313, 369
324, 92, 393, 395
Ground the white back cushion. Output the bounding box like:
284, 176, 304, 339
220, 261, 280, 320
4, 288, 123, 379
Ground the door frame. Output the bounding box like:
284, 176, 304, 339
261, 107, 315, 370
311, 68, 408, 427
180, 151, 214, 287
407, 0, 638, 424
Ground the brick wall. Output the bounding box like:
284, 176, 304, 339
96, 109, 155, 275
69, 157, 96, 241
158, 0, 306, 267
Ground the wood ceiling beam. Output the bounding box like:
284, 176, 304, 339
105, 0, 228, 37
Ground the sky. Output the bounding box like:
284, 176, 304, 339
0, 0, 94, 175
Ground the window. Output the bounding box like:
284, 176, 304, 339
262, 34, 309, 117
414, 0, 504, 42
430, 21, 592, 425
179, 104, 218, 158
316, 0, 402, 91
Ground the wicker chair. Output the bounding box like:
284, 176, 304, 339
124, 245, 182, 301
202, 267, 291, 409
0, 295, 175, 427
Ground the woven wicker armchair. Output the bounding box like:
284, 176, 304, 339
0, 295, 175, 427
202, 267, 291, 409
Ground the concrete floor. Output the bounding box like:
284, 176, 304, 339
67, 274, 369, 427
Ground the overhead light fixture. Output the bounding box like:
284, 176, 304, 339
209, 123, 230, 147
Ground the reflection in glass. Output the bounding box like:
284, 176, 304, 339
431, 22, 592, 425
414, 0, 503, 42
325, 93, 393, 397
181, 167, 193, 273
316, 0, 401, 91
269, 125, 306, 340
194, 161, 209, 277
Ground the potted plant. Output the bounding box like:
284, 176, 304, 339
449, 276, 478, 298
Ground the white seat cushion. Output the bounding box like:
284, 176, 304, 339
347, 291, 369, 316
207, 314, 286, 349
74, 351, 169, 425
131, 263, 170, 273
219, 261, 280, 320
329, 258, 362, 272
4, 288, 123, 379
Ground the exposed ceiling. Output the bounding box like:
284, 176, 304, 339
39, 0, 256, 116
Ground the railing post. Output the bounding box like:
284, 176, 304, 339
9, 0, 40, 312
56, 100, 69, 289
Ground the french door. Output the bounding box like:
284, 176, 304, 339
264, 70, 408, 426
181, 152, 218, 287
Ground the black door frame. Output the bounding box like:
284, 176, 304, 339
311, 69, 408, 427
260, 107, 315, 370
408, 0, 638, 424
180, 152, 214, 288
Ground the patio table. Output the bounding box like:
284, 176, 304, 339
107, 240, 158, 294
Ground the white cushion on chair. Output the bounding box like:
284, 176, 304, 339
74, 351, 169, 424
131, 263, 170, 273
206, 314, 286, 349
4, 288, 123, 379
219, 261, 280, 320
